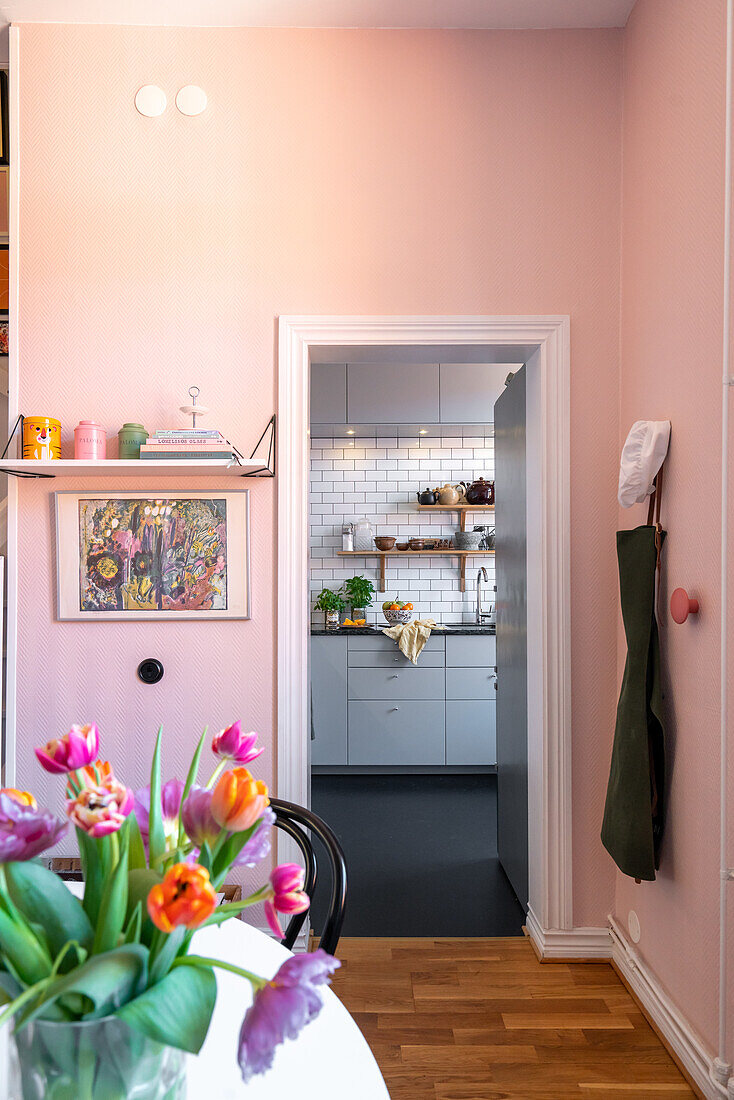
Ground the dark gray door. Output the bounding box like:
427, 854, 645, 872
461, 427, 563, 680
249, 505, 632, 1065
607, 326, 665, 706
494, 367, 528, 909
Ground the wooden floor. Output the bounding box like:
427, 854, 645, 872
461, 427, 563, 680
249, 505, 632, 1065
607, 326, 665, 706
329, 937, 698, 1100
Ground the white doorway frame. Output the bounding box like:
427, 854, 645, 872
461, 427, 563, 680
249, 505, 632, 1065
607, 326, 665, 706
277, 315, 575, 942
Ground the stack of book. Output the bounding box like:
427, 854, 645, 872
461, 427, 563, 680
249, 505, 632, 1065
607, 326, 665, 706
139, 429, 234, 462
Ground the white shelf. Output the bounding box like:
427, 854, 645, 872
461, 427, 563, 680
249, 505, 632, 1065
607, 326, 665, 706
0, 459, 270, 478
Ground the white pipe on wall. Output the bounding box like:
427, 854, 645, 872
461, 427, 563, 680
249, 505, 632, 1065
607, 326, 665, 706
715, 0, 734, 1093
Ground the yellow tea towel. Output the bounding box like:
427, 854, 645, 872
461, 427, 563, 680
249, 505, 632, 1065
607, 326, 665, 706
382, 619, 437, 664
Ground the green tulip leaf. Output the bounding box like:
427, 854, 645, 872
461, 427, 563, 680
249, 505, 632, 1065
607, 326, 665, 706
116, 962, 216, 1053
0, 968, 21, 1005
92, 845, 128, 955
177, 727, 207, 847
0, 908, 53, 985
76, 827, 109, 927
15, 944, 149, 1029
148, 727, 166, 869
127, 813, 147, 872
126, 868, 161, 947
5, 862, 94, 959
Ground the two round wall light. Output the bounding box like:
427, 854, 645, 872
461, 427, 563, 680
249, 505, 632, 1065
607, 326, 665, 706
135, 84, 207, 117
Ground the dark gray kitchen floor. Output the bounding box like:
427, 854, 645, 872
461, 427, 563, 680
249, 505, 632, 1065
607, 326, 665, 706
309, 773, 526, 937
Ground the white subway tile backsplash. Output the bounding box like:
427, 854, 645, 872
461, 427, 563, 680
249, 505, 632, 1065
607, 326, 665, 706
310, 431, 495, 623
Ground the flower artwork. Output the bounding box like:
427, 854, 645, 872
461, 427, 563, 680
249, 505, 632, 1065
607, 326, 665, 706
55, 491, 250, 620
0, 721, 337, 1085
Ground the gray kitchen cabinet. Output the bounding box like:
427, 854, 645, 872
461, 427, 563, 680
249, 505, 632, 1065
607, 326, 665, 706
348, 648, 444, 668
310, 363, 347, 424
348, 667, 444, 701
348, 700, 445, 765
446, 667, 497, 700
348, 634, 444, 652
346, 363, 439, 424
445, 634, 496, 667
446, 700, 497, 765
311, 636, 348, 765
438, 363, 514, 424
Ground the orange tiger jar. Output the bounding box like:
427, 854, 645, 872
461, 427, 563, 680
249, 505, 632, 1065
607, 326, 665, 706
23, 416, 61, 460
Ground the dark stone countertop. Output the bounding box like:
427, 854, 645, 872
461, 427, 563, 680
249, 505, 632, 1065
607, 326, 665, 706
311, 624, 496, 636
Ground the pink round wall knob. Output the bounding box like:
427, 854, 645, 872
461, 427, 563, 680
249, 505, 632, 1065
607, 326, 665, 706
670, 587, 700, 624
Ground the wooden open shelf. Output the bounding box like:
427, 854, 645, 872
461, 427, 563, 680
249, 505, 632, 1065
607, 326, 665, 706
337, 548, 494, 593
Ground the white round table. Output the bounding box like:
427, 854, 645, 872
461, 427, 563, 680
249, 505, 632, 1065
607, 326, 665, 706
188, 923, 389, 1099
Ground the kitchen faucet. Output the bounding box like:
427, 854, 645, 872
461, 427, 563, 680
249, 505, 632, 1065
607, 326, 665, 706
476, 567, 493, 624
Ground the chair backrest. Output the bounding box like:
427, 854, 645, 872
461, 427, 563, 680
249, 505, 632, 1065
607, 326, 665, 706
269, 797, 347, 956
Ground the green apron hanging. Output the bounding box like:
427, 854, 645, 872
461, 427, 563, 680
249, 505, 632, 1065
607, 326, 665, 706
601, 521, 666, 882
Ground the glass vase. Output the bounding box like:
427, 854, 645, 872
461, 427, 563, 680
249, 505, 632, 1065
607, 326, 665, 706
9, 1015, 186, 1100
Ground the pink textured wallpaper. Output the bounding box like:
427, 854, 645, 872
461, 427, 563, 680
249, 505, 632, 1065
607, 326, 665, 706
13, 25, 623, 926
616, 0, 733, 1051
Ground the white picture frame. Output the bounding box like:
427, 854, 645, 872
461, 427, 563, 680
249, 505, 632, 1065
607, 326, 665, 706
55, 490, 250, 621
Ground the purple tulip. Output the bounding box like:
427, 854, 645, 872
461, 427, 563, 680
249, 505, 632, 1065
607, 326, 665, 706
211, 722, 263, 766
181, 786, 220, 848
237, 949, 340, 1081
232, 807, 275, 867
134, 779, 184, 850
0, 790, 67, 861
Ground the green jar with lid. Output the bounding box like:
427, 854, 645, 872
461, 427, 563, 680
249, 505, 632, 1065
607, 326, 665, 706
118, 422, 148, 459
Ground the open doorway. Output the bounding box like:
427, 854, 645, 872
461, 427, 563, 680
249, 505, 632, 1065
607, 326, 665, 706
306, 347, 524, 935
276, 316, 572, 953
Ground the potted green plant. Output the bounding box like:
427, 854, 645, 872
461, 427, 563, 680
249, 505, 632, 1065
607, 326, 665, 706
314, 587, 346, 628
343, 575, 375, 621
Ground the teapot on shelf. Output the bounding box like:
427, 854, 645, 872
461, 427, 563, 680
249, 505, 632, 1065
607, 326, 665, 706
465, 477, 495, 506
416, 488, 437, 505
436, 482, 466, 505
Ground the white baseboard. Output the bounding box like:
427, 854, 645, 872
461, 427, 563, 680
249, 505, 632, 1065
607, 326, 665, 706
525, 905, 613, 959
609, 916, 730, 1100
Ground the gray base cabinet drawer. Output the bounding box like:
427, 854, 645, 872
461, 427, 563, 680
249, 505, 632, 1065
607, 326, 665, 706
349, 634, 444, 653
348, 667, 444, 700
348, 649, 444, 668
446, 667, 497, 700
311, 637, 347, 765
446, 634, 496, 667
446, 700, 496, 765
349, 700, 445, 764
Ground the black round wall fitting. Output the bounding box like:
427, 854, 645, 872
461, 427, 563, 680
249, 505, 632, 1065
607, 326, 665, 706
137, 658, 164, 685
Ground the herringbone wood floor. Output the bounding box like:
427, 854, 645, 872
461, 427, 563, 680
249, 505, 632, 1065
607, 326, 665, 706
329, 937, 699, 1100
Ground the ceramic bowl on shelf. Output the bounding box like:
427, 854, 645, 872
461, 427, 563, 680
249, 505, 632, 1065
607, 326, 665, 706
374, 536, 396, 551
383, 608, 413, 625
454, 530, 482, 550
408, 538, 425, 550
396, 542, 409, 551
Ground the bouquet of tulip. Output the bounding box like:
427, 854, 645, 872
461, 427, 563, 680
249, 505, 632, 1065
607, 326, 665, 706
0, 721, 339, 1099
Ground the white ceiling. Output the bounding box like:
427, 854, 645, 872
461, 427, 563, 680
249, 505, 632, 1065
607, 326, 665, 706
0, 0, 637, 30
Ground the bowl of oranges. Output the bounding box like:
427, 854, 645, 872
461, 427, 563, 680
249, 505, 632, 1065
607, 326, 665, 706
382, 599, 414, 625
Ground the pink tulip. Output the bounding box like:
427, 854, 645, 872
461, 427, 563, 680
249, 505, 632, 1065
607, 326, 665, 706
263, 863, 310, 938
211, 722, 263, 766
66, 761, 133, 838
35, 724, 99, 775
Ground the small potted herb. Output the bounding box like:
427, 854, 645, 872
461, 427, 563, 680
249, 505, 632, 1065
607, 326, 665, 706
343, 575, 375, 621
315, 587, 346, 629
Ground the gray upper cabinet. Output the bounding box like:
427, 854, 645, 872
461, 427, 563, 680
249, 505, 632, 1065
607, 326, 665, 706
310, 363, 347, 424
346, 363, 439, 424
439, 364, 515, 424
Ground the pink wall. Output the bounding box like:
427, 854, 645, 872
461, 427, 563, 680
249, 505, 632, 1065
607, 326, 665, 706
616, 0, 733, 1053
13, 26, 623, 924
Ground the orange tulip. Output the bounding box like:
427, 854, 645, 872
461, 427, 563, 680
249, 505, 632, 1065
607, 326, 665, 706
147, 862, 217, 933
0, 788, 37, 808
211, 767, 270, 832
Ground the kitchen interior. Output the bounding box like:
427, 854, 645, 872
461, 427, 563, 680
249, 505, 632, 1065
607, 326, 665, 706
308, 348, 529, 937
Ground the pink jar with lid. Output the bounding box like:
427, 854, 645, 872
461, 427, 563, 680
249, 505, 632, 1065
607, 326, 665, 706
74, 420, 107, 460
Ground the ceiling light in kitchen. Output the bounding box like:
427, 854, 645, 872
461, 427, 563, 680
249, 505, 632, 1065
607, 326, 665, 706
419, 429, 428, 435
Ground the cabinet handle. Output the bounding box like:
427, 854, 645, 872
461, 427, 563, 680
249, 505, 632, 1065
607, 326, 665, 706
390, 706, 399, 712
390, 674, 399, 679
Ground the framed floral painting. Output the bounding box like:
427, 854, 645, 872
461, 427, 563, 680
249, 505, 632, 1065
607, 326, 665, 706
55, 490, 250, 620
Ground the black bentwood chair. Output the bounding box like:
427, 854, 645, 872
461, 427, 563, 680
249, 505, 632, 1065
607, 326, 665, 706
269, 798, 347, 956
